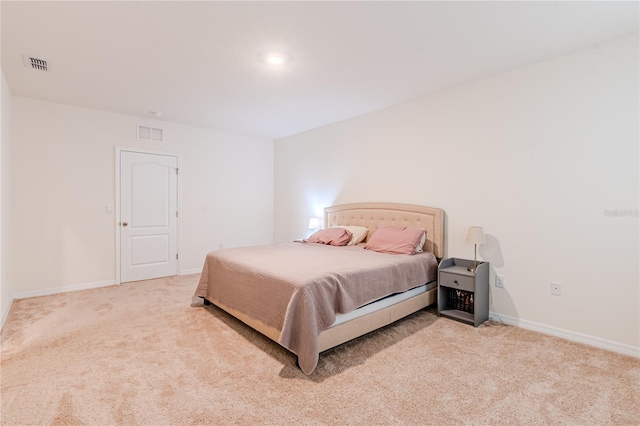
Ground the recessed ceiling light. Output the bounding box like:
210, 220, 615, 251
265, 55, 285, 65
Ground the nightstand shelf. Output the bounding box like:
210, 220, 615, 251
438, 308, 474, 324
438, 258, 489, 327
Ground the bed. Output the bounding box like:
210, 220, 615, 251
195, 202, 444, 374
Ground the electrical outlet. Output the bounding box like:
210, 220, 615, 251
496, 275, 504, 288
551, 282, 562, 296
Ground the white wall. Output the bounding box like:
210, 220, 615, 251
1, 69, 13, 327
10, 97, 273, 296
274, 36, 639, 353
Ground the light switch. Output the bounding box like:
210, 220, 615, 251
106, 204, 114, 214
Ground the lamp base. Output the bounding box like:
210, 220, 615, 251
468, 244, 479, 273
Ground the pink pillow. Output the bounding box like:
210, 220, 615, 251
305, 228, 353, 246
364, 226, 424, 255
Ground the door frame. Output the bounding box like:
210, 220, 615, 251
115, 146, 181, 284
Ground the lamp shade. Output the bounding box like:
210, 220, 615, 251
465, 226, 487, 245
308, 218, 321, 230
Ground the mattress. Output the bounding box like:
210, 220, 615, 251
331, 281, 436, 327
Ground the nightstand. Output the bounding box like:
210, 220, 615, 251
437, 258, 489, 327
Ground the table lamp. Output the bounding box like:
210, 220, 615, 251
308, 217, 321, 231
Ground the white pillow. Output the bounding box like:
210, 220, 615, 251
415, 231, 426, 253
331, 225, 369, 246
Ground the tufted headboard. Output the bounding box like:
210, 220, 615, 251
324, 202, 445, 259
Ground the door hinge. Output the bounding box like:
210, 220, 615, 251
176, 211, 178, 217
176, 253, 179, 260
176, 168, 179, 175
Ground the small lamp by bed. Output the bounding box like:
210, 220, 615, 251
465, 226, 486, 272
308, 217, 322, 231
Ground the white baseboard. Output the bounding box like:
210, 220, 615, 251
10, 271, 201, 300
1, 298, 13, 330
12, 279, 116, 300
490, 311, 640, 358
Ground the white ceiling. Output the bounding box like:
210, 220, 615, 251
2, 1, 638, 140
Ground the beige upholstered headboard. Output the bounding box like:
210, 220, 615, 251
325, 202, 445, 259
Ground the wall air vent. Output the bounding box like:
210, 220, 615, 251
137, 124, 165, 142
22, 54, 50, 71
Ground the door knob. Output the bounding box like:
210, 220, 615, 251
122, 222, 128, 227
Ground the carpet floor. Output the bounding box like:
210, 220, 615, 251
1, 274, 638, 425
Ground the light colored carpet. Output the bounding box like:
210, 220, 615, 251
1, 274, 638, 425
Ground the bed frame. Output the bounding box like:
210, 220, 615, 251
206, 202, 445, 357
318, 202, 444, 351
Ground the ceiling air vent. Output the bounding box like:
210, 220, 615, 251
22, 54, 49, 71
137, 124, 165, 142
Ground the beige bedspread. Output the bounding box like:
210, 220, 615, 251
195, 242, 437, 374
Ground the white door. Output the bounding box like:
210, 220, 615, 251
120, 151, 178, 283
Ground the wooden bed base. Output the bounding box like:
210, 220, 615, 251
202, 202, 444, 358
317, 287, 436, 352
202, 287, 436, 353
